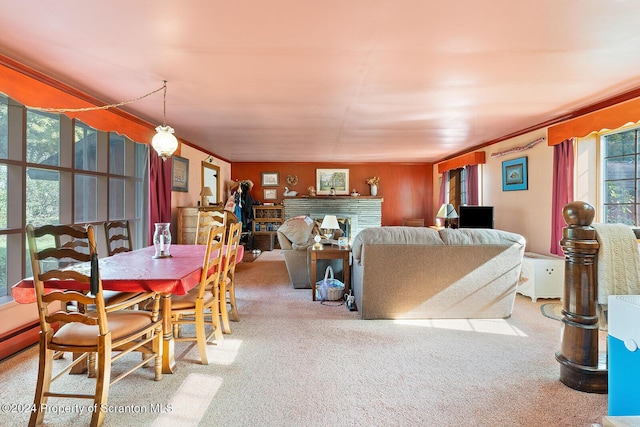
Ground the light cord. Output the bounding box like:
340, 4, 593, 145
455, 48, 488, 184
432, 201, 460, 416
24, 81, 167, 114
161, 80, 167, 126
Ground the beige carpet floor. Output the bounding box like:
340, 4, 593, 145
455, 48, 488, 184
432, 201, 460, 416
0, 250, 608, 426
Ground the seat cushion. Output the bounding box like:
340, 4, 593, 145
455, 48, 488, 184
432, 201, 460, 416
52, 311, 155, 347
171, 290, 215, 310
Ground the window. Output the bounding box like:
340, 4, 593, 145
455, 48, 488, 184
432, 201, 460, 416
26, 110, 60, 166
601, 127, 640, 225
75, 173, 98, 222
0, 94, 149, 303
447, 167, 468, 210
75, 121, 97, 171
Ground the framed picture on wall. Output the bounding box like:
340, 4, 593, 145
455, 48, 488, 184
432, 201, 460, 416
171, 155, 189, 192
502, 156, 528, 191
261, 172, 279, 186
316, 168, 349, 195
263, 188, 278, 200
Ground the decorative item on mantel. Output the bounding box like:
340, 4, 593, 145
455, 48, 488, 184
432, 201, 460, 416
366, 177, 379, 196
283, 187, 298, 197
308, 186, 317, 197
350, 189, 360, 197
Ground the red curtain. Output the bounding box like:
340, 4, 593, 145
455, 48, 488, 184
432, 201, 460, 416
550, 138, 574, 255
148, 149, 172, 245
438, 171, 447, 208
465, 164, 479, 205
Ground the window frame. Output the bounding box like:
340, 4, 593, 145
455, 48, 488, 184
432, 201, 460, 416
0, 94, 149, 304
599, 125, 640, 226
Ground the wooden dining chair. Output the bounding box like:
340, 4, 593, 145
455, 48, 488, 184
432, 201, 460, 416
103, 220, 133, 256
170, 225, 226, 364
26, 223, 163, 427
402, 218, 425, 227
101, 219, 146, 310
53, 226, 142, 358
195, 210, 226, 245
53, 223, 140, 311
220, 221, 242, 334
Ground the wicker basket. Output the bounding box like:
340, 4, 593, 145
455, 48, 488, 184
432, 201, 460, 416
326, 285, 344, 301
316, 265, 345, 301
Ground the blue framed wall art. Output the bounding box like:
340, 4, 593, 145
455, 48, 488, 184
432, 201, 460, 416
502, 156, 528, 191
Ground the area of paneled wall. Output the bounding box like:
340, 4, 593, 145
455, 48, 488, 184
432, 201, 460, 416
231, 162, 434, 226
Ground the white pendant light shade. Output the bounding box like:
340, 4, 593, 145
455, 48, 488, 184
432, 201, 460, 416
152, 81, 179, 160
152, 125, 178, 160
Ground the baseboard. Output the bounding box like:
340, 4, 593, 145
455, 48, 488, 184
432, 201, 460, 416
0, 320, 39, 361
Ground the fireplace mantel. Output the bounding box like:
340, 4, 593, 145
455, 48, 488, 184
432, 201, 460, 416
283, 197, 383, 240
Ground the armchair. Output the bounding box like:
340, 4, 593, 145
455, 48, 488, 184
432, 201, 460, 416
276, 216, 343, 289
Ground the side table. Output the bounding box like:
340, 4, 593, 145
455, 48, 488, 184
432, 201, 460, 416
310, 245, 351, 301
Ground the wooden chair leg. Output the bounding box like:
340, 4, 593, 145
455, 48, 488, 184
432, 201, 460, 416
153, 326, 163, 381
228, 285, 239, 322
30, 337, 53, 427
211, 286, 224, 343
195, 304, 209, 365
91, 337, 112, 427
172, 318, 182, 338
220, 281, 232, 334
87, 352, 96, 378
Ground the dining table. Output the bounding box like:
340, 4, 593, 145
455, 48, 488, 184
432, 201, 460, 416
12, 244, 244, 374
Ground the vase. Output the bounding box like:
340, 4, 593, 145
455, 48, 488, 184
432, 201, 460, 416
370, 184, 378, 196
153, 223, 172, 258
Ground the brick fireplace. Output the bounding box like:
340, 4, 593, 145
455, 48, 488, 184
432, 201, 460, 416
282, 196, 382, 242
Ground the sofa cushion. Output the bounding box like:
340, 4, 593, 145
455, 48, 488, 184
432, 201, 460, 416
352, 226, 444, 261
438, 228, 525, 246
277, 216, 316, 248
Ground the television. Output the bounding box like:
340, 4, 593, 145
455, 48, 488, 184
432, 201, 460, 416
458, 205, 494, 229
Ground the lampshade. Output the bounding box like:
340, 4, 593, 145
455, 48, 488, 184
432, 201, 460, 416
200, 186, 213, 207
436, 203, 458, 219
152, 125, 179, 160
151, 81, 179, 160
320, 215, 340, 230
200, 186, 213, 197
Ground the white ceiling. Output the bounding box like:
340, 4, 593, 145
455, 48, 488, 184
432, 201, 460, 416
2, 1, 640, 163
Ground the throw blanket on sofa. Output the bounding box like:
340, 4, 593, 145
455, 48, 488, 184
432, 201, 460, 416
592, 223, 640, 305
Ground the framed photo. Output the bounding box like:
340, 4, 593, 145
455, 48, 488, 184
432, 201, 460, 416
502, 156, 528, 191
316, 168, 349, 195
261, 172, 279, 186
263, 188, 278, 200
171, 155, 189, 192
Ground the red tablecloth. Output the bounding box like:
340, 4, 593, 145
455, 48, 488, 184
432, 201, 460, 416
12, 244, 244, 304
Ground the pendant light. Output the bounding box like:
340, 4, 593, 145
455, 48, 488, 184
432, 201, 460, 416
151, 81, 179, 160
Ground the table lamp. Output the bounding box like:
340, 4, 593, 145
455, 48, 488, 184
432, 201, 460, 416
200, 186, 213, 207
436, 203, 458, 228
320, 215, 340, 240
313, 234, 323, 250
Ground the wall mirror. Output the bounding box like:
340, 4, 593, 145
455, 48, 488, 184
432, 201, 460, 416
201, 161, 220, 204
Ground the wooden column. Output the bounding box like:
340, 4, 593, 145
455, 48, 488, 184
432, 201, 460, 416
555, 201, 608, 393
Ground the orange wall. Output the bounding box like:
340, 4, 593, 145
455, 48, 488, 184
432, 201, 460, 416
231, 162, 434, 226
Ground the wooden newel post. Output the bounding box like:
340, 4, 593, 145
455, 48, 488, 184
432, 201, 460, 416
555, 201, 608, 393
